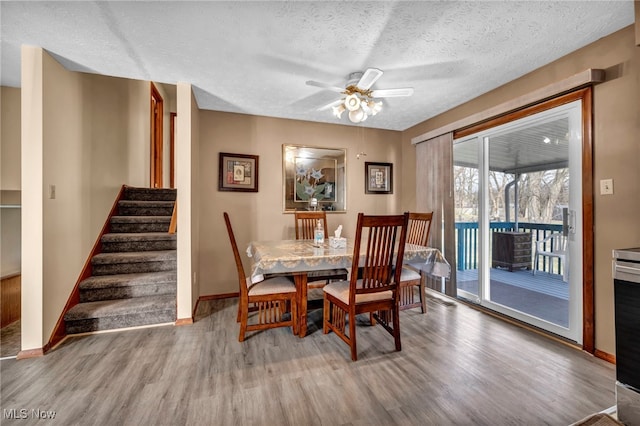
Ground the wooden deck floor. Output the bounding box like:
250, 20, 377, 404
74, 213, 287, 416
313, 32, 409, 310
456, 268, 569, 327
457, 268, 569, 299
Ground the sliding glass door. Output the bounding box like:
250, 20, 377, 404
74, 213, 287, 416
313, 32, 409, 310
454, 100, 583, 343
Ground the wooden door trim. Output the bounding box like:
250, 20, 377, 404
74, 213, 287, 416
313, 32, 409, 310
452, 87, 595, 353
150, 83, 164, 188
170, 112, 176, 188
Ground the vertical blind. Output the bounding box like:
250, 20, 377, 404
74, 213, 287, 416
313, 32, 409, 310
415, 133, 457, 296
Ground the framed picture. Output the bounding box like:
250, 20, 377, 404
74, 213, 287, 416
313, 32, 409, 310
218, 152, 259, 192
365, 162, 393, 194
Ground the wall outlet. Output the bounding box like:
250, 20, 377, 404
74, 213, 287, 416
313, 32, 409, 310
600, 178, 614, 195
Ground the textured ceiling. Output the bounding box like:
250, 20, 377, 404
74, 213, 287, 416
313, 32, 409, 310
0, 1, 634, 131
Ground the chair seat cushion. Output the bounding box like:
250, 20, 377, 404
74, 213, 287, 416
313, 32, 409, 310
323, 280, 392, 304
400, 267, 421, 282
247, 276, 296, 296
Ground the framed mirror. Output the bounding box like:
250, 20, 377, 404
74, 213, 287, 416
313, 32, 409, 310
283, 144, 347, 213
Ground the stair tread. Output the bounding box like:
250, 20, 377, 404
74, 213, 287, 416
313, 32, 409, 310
65, 295, 176, 321
80, 271, 177, 290
123, 187, 176, 201
101, 232, 176, 242
92, 250, 176, 264
110, 216, 171, 223
64, 186, 178, 333
119, 200, 175, 206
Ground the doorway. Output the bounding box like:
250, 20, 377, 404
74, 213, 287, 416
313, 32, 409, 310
453, 96, 588, 343
150, 83, 164, 188
170, 112, 176, 188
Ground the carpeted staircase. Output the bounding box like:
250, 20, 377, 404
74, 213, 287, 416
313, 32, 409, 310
64, 187, 177, 334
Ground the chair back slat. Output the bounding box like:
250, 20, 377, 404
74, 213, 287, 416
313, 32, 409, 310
406, 212, 433, 246
294, 211, 329, 239
351, 213, 409, 298
540, 232, 567, 252
223, 212, 248, 298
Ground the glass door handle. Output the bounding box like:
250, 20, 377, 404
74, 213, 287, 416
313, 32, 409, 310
562, 208, 577, 235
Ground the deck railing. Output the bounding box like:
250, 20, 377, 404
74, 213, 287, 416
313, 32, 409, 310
455, 222, 563, 274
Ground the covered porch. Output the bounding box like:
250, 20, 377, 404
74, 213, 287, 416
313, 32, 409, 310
456, 267, 568, 327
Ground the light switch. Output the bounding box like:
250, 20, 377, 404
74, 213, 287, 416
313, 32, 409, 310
49, 184, 56, 199
600, 179, 613, 195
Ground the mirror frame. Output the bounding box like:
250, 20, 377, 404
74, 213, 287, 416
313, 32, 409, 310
282, 144, 347, 213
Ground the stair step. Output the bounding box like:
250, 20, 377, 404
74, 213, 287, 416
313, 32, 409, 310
101, 232, 176, 252
91, 250, 176, 276
118, 200, 174, 216
110, 216, 171, 233
64, 295, 176, 334
123, 186, 176, 202
79, 271, 177, 302
62, 186, 179, 336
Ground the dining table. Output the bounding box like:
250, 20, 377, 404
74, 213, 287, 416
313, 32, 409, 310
247, 238, 450, 337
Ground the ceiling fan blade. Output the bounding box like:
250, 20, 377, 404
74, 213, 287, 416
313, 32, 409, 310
356, 68, 383, 90
370, 88, 414, 98
317, 99, 343, 111
306, 80, 345, 93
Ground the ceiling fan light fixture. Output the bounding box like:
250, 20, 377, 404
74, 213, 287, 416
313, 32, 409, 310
344, 94, 361, 111
308, 68, 412, 125
348, 108, 365, 123
369, 100, 383, 115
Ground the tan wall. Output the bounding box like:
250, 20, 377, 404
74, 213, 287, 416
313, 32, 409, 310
401, 25, 640, 355
1, 87, 21, 190
41, 49, 85, 340
190, 87, 200, 310
197, 112, 403, 296
21, 47, 152, 349
175, 82, 197, 319
1, 206, 21, 277
1, 87, 22, 276
21, 46, 45, 351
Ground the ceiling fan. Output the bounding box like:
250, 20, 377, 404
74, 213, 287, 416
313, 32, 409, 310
306, 68, 414, 123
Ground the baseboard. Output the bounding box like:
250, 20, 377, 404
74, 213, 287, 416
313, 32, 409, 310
175, 317, 193, 326
198, 292, 238, 301
192, 292, 238, 319
16, 347, 45, 360
595, 349, 616, 364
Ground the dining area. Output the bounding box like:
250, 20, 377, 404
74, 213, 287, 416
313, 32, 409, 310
224, 209, 450, 361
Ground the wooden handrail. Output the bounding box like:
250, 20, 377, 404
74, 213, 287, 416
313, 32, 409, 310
168, 201, 177, 234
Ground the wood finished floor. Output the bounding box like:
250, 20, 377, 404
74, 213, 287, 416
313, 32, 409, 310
1, 320, 21, 358
0, 291, 615, 425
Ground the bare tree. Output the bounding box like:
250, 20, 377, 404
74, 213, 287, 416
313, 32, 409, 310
455, 166, 569, 225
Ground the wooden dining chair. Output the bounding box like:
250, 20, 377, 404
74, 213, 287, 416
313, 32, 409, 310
399, 212, 434, 313
223, 212, 298, 342
294, 211, 348, 288
323, 212, 409, 361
